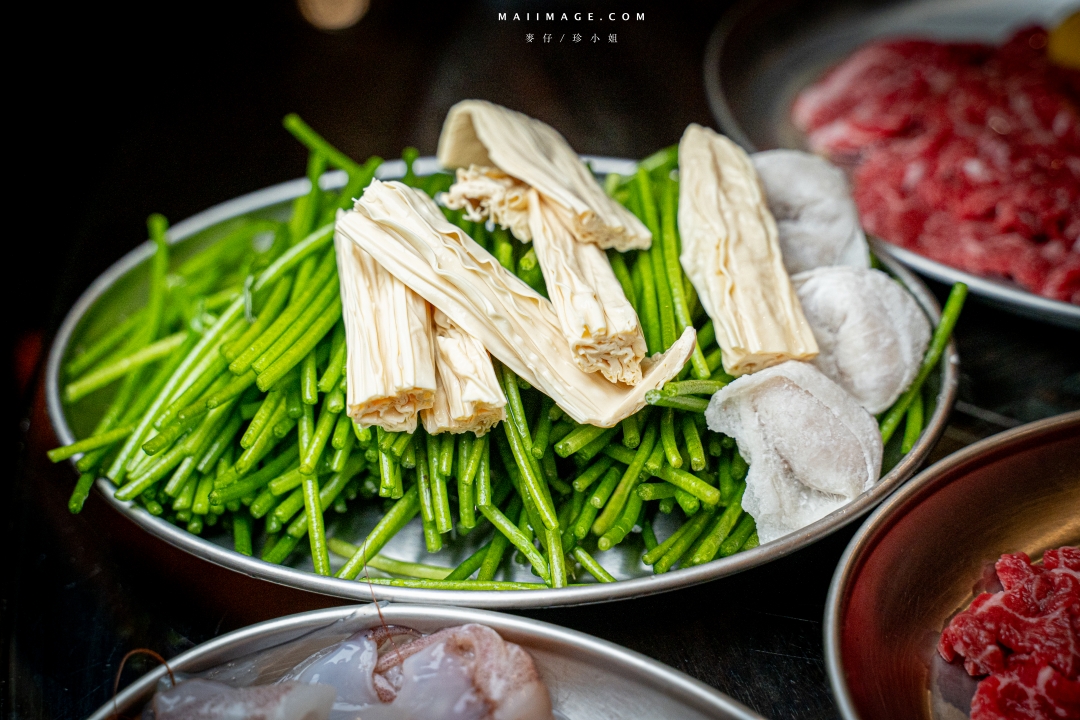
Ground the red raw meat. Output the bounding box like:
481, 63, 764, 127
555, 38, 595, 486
793, 28, 1080, 304
937, 547, 1080, 720
971, 655, 1080, 720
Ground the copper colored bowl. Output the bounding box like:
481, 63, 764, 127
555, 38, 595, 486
824, 411, 1080, 719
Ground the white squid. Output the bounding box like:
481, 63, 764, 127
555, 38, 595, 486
282, 623, 554, 720
148, 678, 335, 720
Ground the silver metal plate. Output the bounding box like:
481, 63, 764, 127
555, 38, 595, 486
89, 604, 766, 720
704, 0, 1080, 329
46, 157, 957, 609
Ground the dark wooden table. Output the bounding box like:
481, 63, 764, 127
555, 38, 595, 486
7, 2, 1079, 718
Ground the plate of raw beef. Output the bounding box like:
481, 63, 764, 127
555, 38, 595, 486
823, 410, 1079, 720
705, 0, 1080, 328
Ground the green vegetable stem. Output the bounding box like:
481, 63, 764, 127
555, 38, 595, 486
51, 120, 964, 591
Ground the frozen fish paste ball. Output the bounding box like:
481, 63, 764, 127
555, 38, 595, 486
793, 266, 931, 414
706, 361, 882, 544
751, 149, 869, 275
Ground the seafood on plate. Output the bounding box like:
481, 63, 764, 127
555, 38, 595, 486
750, 149, 869, 275
147, 678, 336, 720
144, 623, 553, 720
703, 361, 883, 544
282, 622, 554, 720
792, 266, 931, 414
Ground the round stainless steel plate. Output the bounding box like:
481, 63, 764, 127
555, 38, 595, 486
704, 0, 1080, 329
46, 156, 957, 609
89, 604, 765, 720
824, 411, 1080, 720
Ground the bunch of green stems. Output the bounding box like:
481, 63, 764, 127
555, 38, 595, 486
51, 122, 962, 590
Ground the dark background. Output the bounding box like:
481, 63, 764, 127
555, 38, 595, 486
15, 0, 719, 359
7, 1, 1078, 718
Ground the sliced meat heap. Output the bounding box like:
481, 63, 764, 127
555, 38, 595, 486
937, 546, 1080, 720
793, 27, 1080, 304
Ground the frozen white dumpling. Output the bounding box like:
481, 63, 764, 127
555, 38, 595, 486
751, 149, 869, 275
792, 266, 930, 414
706, 361, 883, 544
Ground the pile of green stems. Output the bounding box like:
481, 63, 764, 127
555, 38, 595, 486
51, 121, 962, 590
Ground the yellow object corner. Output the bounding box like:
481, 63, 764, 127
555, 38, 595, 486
1048, 11, 1080, 70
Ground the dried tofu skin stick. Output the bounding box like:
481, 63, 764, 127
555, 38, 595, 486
437, 99, 651, 251
444, 166, 533, 242
445, 165, 646, 384
421, 308, 507, 436
334, 233, 436, 432
338, 180, 695, 428
526, 191, 647, 384
677, 124, 818, 376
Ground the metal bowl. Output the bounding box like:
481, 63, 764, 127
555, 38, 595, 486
824, 411, 1080, 720
703, 0, 1080, 329
89, 603, 765, 720
46, 157, 957, 609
